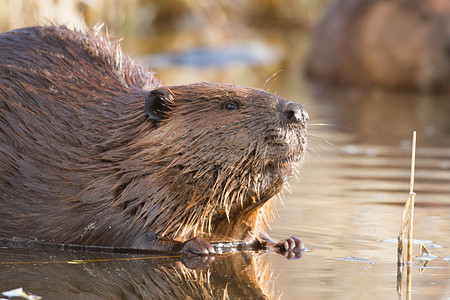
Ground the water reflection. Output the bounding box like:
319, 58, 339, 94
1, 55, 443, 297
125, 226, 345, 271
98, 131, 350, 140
0, 248, 274, 299
308, 83, 450, 147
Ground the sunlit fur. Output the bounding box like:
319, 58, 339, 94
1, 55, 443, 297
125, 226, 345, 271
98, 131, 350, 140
100, 83, 307, 244
0, 25, 307, 248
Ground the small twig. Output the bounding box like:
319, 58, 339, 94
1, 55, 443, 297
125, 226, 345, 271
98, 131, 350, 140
420, 243, 430, 256
407, 131, 416, 264
397, 131, 417, 265
397, 131, 417, 299
409, 131, 416, 195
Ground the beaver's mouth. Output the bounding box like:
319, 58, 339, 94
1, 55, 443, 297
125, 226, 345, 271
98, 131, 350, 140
262, 131, 306, 182
266, 141, 305, 167
264, 127, 307, 161
264, 159, 297, 181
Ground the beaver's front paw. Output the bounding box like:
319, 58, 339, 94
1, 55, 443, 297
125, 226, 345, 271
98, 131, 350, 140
274, 236, 304, 260
181, 237, 216, 256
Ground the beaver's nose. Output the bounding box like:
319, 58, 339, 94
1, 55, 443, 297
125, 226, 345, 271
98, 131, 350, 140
282, 102, 309, 124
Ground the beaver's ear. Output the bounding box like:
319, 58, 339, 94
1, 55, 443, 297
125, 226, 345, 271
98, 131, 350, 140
144, 88, 174, 121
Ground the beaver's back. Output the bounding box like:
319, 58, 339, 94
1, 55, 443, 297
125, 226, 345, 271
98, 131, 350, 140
0, 26, 158, 238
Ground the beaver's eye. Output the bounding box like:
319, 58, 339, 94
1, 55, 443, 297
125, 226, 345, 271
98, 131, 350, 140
224, 102, 238, 110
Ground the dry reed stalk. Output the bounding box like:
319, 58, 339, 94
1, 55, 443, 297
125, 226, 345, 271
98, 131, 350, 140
397, 131, 417, 265
396, 131, 417, 299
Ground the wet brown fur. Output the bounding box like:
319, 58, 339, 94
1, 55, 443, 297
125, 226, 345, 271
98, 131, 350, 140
0, 25, 307, 251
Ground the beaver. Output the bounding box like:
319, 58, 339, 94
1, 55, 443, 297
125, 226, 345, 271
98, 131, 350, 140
0, 25, 308, 255
306, 0, 450, 93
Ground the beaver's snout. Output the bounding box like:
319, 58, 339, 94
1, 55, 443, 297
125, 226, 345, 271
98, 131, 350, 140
281, 102, 309, 126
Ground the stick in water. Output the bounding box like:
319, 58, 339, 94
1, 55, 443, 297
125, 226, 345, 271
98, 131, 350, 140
407, 131, 416, 263
397, 131, 417, 265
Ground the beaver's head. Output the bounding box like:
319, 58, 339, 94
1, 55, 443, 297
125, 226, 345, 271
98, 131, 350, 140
118, 83, 308, 241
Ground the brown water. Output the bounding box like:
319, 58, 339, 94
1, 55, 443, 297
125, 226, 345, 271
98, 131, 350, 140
1, 41, 449, 300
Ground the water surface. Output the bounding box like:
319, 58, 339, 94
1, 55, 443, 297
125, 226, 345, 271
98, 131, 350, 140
1, 38, 449, 300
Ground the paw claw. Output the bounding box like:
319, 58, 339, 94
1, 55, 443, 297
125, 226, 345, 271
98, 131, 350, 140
181, 237, 216, 256
274, 237, 305, 260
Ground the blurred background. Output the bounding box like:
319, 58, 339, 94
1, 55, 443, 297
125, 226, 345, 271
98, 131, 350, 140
0, 0, 324, 65
1, 1, 449, 298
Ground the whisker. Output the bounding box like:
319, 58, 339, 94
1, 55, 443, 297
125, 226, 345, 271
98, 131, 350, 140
307, 142, 331, 160
308, 134, 344, 153
305, 144, 337, 180
308, 130, 347, 142
291, 162, 303, 180
262, 70, 282, 92
308, 123, 350, 131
